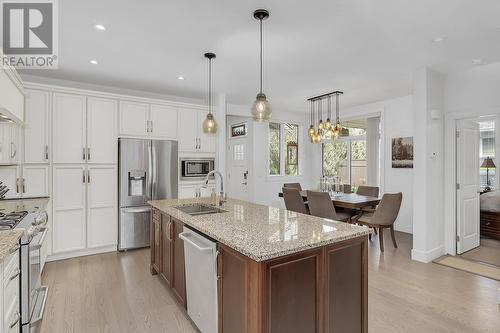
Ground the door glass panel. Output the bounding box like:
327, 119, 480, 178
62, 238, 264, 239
351, 140, 367, 188
322, 141, 349, 184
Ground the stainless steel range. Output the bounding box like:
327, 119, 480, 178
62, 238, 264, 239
0, 207, 49, 332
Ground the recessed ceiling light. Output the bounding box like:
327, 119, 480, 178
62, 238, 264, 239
177, 76, 185, 80
89, 59, 98, 65
472, 58, 484, 66
94, 24, 106, 31
432, 36, 446, 43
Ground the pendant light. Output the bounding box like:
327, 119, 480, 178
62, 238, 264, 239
332, 91, 343, 138
325, 96, 334, 138
308, 100, 315, 139
251, 9, 272, 122
202, 52, 217, 134
312, 100, 321, 143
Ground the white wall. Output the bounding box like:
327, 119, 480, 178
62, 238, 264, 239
325, 95, 414, 233
226, 103, 317, 208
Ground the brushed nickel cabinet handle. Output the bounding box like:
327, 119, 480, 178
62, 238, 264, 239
83, 170, 86, 183
44, 145, 49, 160
87, 170, 90, 183
10, 142, 16, 158
22, 178, 25, 193
9, 268, 20, 281
9, 312, 20, 328
87, 147, 91, 161
9, 244, 20, 253
82, 147, 86, 161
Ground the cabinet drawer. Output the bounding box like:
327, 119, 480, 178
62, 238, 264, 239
3, 248, 19, 284
4, 272, 20, 314
480, 218, 500, 230
4, 294, 20, 333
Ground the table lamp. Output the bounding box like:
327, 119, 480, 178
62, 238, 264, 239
481, 157, 496, 191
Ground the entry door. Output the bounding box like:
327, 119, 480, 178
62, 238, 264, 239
457, 120, 480, 254
228, 139, 251, 201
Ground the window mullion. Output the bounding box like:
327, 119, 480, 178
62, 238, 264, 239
280, 124, 285, 176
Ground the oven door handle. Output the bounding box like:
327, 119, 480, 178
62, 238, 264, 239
30, 286, 48, 324
31, 228, 48, 250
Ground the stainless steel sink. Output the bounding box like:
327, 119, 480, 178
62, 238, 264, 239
175, 204, 227, 216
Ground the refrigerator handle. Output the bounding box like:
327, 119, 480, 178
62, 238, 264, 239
147, 140, 153, 201
152, 142, 157, 200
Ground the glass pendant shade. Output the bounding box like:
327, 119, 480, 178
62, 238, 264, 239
308, 125, 315, 138
202, 112, 217, 134
325, 118, 332, 130
251, 93, 272, 122
203, 52, 217, 134
312, 132, 321, 143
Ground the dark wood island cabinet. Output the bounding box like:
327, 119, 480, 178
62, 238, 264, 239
150, 198, 370, 333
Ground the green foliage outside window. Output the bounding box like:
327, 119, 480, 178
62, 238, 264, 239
269, 123, 280, 175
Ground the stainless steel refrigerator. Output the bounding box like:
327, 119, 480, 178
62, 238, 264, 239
118, 138, 178, 250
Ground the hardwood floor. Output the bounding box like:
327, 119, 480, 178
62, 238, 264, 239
40, 232, 500, 333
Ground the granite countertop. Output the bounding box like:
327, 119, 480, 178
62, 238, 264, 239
149, 197, 371, 262
0, 197, 50, 213
0, 230, 23, 261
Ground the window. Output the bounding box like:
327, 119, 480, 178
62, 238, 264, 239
322, 125, 367, 190
269, 122, 299, 176
479, 120, 495, 188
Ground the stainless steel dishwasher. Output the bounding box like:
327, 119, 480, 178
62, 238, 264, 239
179, 226, 218, 333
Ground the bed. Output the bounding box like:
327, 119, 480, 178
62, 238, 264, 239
480, 191, 500, 240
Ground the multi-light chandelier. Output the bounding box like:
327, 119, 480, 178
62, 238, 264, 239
308, 91, 344, 143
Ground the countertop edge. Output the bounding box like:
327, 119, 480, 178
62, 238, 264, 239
0, 229, 23, 261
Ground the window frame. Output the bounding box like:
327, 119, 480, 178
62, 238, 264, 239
321, 132, 367, 185
267, 122, 302, 178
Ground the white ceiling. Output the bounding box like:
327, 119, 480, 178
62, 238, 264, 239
19, 0, 500, 112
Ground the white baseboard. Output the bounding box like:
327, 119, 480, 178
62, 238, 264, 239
411, 245, 445, 263
47, 245, 117, 262
394, 223, 412, 234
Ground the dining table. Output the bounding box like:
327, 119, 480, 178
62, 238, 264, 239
278, 190, 381, 209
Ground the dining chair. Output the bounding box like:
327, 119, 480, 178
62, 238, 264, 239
306, 190, 351, 222
356, 185, 379, 198
343, 184, 352, 194
352, 192, 403, 252
283, 183, 302, 191
282, 188, 309, 215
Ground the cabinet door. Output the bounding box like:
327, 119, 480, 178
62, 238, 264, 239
53, 93, 86, 164
160, 214, 172, 286
178, 108, 198, 152
24, 90, 49, 163
119, 101, 149, 136
198, 111, 216, 153
150, 104, 178, 139
87, 97, 117, 164
22, 165, 49, 197
87, 165, 117, 248
0, 166, 21, 198
178, 185, 197, 199
53, 165, 86, 253
171, 218, 186, 309
0, 124, 20, 165
152, 218, 161, 273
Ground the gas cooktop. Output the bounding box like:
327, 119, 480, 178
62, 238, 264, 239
0, 210, 28, 230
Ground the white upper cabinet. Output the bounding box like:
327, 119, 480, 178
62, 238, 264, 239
119, 101, 149, 136
0, 166, 21, 198
178, 108, 198, 152
150, 104, 177, 139
178, 108, 216, 153
198, 111, 216, 153
0, 65, 24, 123
22, 165, 49, 198
24, 90, 50, 164
0, 123, 19, 165
52, 93, 86, 164
87, 97, 117, 164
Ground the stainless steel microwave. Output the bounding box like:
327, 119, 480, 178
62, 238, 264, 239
180, 158, 215, 180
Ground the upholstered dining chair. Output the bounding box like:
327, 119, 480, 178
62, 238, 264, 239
356, 185, 379, 198
352, 192, 403, 252
282, 188, 309, 215
343, 184, 352, 194
283, 183, 303, 191
306, 190, 351, 222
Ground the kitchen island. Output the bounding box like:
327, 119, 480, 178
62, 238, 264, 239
149, 197, 371, 333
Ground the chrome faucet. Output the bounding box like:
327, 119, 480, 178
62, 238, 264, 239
203, 170, 226, 206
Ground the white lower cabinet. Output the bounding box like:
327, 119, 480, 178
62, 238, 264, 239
0, 123, 20, 165
53, 165, 86, 253
178, 183, 215, 199
52, 164, 117, 254
1, 249, 20, 333
87, 165, 117, 248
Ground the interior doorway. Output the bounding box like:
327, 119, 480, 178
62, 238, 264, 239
456, 117, 500, 267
